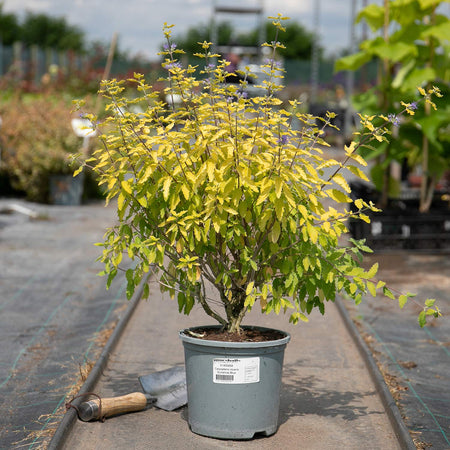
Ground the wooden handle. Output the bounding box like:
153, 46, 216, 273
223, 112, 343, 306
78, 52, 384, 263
96, 392, 148, 418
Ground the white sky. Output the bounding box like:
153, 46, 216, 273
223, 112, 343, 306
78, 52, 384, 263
3, 0, 380, 60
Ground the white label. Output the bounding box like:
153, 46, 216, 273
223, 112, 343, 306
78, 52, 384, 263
213, 357, 260, 384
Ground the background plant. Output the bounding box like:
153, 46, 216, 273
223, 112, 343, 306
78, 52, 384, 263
0, 94, 86, 202
336, 0, 450, 211
79, 16, 441, 332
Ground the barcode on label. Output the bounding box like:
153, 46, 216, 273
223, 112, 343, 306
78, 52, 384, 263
216, 374, 234, 381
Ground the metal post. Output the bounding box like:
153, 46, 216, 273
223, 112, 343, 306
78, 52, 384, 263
0, 37, 3, 78
211, 0, 218, 55
258, 0, 265, 59
344, 0, 357, 140
31, 45, 39, 87
360, 0, 368, 87
310, 0, 320, 105
13, 41, 23, 80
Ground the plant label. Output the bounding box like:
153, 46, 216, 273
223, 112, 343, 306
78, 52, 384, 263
213, 357, 260, 384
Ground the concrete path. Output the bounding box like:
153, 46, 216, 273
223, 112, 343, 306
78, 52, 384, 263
60, 279, 406, 450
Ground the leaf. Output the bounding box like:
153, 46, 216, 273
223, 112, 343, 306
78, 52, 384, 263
359, 214, 371, 223
370, 40, 417, 62
350, 153, 368, 167
289, 312, 309, 324
223, 206, 239, 215
418, 310, 427, 328
275, 177, 283, 198
421, 20, 450, 42
286, 272, 297, 289
327, 189, 352, 203
246, 282, 255, 296
206, 161, 215, 181
121, 179, 132, 194
137, 195, 147, 207
73, 166, 84, 177
125, 268, 135, 300
181, 183, 190, 200
391, 59, 416, 89
400, 67, 436, 93
398, 295, 408, 309
366, 262, 378, 279
302, 256, 310, 271
269, 221, 281, 243
262, 283, 268, 300
245, 293, 257, 308
163, 177, 172, 201
332, 173, 351, 193
344, 141, 357, 156
367, 281, 377, 297
298, 204, 309, 218
117, 192, 126, 212
307, 222, 318, 244
299, 313, 309, 323
335, 51, 372, 72
275, 200, 284, 221
177, 292, 186, 313
356, 3, 384, 31
347, 165, 369, 182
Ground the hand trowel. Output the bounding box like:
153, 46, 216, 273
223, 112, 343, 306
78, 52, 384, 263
77, 365, 187, 421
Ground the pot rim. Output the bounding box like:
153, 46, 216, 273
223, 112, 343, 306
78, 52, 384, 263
179, 325, 291, 348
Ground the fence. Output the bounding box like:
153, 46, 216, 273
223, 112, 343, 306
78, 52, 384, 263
0, 40, 378, 93
0, 41, 88, 87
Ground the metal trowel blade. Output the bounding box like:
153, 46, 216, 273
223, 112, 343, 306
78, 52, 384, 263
139, 366, 187, 411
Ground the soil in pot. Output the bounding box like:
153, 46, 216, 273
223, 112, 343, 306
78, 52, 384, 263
188, 327, 286, 343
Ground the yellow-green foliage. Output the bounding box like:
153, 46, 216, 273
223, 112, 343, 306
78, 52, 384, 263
1, 94, 84, 202
79, 17, 440, 331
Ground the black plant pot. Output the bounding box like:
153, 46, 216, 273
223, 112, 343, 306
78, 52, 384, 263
349, 181, 450, 252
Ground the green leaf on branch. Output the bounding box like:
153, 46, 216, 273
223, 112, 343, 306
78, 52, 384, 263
121, 179, 132, 194
327, 189, 352, 203
356, 3, 385, 31
126, 268, 135, 299
418, 310, 427, 327
398, 295, 408, 309
335, 51, 372, 72
367, 281, 377, 297
246, 281, 255, 296
383, 286, 396, 300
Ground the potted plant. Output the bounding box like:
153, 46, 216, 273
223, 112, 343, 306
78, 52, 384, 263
335, 0, 450, 251
0, 94, 91, 204
76, 16, 441, 439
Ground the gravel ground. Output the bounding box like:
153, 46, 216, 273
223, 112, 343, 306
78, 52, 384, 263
346, 252, 450, 449
0, 199, 128, 449
2, 198, 448, 449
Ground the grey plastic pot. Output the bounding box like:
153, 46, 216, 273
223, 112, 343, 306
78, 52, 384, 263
179, 325, 290, 440
49, 172, 84, 205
